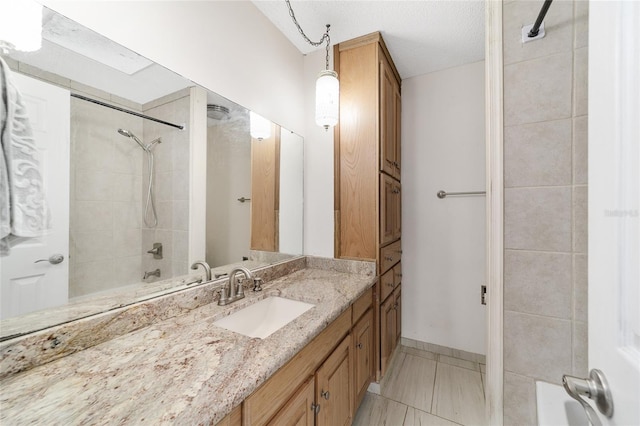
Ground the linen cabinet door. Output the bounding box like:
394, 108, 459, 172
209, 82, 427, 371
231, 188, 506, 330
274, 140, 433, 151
392, 181, 401, 240
393, 86, 401, 179
267, 377, 315, 426
394, 285, 402, 344
353, 309, 374, 411
380, 57, 397, 178
380, 174, 397, 246
316, 336, 352, 426
380, 293, 397, 377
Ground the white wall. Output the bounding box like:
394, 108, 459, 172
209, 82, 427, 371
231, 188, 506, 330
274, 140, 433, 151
279, 130, 304, 255
402, 61, 486, 355
41, 1, 305, 135
302, 50, 334, 257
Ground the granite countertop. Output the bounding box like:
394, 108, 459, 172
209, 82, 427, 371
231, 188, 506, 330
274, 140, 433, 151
0, 266, 375, 425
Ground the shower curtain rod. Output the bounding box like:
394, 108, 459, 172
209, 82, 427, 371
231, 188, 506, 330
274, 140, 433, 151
528, 0, 553, 38
70, 93, 185, 130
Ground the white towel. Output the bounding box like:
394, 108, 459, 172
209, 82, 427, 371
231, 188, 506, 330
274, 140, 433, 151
0, 56, 50, 256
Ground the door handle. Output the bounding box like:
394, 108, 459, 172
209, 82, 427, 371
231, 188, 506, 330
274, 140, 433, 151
34, 254, 64, 265
562, 369, 614, 426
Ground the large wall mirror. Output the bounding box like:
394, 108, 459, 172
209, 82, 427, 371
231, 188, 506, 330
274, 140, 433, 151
0, 7, 304, 339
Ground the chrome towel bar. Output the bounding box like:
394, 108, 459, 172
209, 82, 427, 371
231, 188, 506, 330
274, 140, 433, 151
437, 190, 486, 199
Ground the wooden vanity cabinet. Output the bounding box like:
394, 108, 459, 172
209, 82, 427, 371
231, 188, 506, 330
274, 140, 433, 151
242, 287, 374, 426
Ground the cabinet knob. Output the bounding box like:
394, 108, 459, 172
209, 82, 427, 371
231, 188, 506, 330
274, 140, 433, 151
357, 342, 363, 349
311, 402, 321, 414
384, 256, 393, 261
320, 390, 330, 400
387, 282, 394, 287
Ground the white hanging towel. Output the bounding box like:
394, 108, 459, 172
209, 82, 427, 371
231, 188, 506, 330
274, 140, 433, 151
0, 57, 50, 255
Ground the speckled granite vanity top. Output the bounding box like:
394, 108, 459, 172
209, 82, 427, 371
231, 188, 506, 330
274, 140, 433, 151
0, 258, 375, 425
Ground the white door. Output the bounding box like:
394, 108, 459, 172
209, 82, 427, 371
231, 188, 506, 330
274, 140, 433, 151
588, 1, 640, 425
0, 72, 70, 320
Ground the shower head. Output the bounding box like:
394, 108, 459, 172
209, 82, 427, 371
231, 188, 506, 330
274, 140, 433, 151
117, 128, 146, 151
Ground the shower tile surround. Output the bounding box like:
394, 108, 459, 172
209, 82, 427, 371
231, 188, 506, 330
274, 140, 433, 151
3, 59, 191, 297
0, 257, 376, 424
502, 1, 588, 424
141, 89, 192, 281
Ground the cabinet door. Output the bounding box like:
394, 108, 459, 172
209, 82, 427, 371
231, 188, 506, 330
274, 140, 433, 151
380, 268, 395, 302
392, 181, 401, 240
250, 123, 280, 252
393, 262, 402, 288
316, 335, 352, 426
380, 57, 397, 178
380, 293, 397, 377
353, 309, 373, 411
380, 174, 399, 246
267, 377, 315, 426
394, 286, 402, 345
394, 86, 402, 179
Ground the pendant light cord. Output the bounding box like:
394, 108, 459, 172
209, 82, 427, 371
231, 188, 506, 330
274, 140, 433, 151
285, 0, 331, 70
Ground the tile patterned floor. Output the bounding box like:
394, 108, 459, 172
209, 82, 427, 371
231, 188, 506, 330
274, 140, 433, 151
354, 345, 486, 426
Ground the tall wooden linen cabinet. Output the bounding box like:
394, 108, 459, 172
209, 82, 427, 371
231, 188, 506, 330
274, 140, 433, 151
334, 32, 402, 380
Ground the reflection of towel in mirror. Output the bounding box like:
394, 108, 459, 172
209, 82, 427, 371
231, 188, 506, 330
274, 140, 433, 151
0, 57, 50, 256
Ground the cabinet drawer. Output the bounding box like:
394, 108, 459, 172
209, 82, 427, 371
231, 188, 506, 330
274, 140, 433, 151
379, 240, 401, 273
352, 287, 373, 324
380, 269, 395, 302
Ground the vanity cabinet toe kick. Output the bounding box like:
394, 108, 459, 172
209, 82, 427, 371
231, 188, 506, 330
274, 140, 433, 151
218, 286, 374, 426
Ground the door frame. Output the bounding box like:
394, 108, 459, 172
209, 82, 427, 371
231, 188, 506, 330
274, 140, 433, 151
485, 1, 504, 424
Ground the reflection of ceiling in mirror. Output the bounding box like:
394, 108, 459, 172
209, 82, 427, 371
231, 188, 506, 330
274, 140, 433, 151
7, 8, 192, 105
42, 9, 153, 75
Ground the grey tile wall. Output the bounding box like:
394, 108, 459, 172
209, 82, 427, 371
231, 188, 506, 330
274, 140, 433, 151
502, 1, 588, 422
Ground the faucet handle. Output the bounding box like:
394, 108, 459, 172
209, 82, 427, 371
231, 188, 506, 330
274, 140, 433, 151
253, 277, 263, 292
237, 278, 245, 297
219, 287, 229, 304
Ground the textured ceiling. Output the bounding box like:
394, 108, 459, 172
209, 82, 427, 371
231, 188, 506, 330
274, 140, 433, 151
252, 0, 485, 79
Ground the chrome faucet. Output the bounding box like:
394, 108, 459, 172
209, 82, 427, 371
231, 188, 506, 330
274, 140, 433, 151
143, 268, 161, 280
190, 260, 212, 281
218, 266, 253, 306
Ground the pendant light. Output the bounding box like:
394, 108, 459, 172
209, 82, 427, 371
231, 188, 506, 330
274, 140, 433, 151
285, 1, 339, 131
0, 0, 43, 53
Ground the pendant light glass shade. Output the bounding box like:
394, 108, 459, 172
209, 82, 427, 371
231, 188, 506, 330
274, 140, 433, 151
315, 70, 339, 130
0, 1, 42, 52
250, 111, 271, 140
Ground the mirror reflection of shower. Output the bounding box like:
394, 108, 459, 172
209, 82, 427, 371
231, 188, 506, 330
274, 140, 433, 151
117, 128, 161, 228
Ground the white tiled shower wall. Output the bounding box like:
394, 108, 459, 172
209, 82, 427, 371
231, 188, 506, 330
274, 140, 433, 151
141, 90, 192, 281
70, 91, 145, 297
502, 1, 588, 423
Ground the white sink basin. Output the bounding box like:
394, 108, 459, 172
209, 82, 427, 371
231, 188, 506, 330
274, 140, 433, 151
213, 297, 315, 339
